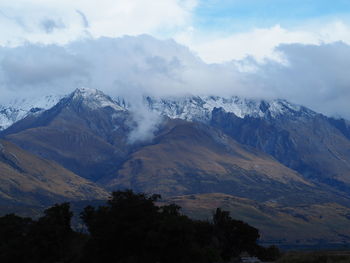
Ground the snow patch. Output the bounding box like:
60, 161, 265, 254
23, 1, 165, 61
0, 95, 62, 130
70, 87, 125, 111
146, 95, 316, 122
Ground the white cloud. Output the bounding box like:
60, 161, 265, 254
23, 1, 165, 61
0, 35, 249, 103
2, 1, 350, 66
1, 1, 350, 143
0, 35, 349, 120
0, 0, 197, 45
249, 42, 350, 118
175, 21, 350, 63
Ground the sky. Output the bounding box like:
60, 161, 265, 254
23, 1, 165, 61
0, 0, 350, 119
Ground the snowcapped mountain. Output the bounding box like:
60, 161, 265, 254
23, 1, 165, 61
144, 95, 317, 123
2, 87, 350, 246
2, 89, 350, 204
69, 87, 125, 111
0, 87, 333, 133
0, 88, 126, 131
0, 95, 62, 130
0, 87, 132, 181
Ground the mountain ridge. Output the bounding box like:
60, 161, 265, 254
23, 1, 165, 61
0, 88, 331, 132
1, 87, 350, 245
0, 88, 321, 203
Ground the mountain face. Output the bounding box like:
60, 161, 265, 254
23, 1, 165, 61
210, 107, 350, 192
2, 88, 350, 244
146, 95, 316, 122
2, 89, 350, 198
147, 96, 350, 195
105, 119, 319, 203
0, 139, 108, 207
0, 89, 317, 202
2, 88, 133, 181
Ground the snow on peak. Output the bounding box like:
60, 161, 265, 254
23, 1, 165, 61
69, 87, 125, 111
145, 95, 316, 122
0, 87, 126, 131
72, 87, 100, 98
0, 88, 317, 131
0, 94, 62, 130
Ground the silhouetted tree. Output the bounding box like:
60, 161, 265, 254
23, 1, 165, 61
0, 203, 80, 263
26, 203, 75, 262
213, 208, 260, 260
0, 214, 33, 263
0, 190, 278, 263
81, 190, 220, 263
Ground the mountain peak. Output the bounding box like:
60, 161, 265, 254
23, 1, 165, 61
69, 87, 125, 111
72, 87, 100, 97
146, 95, 317, 122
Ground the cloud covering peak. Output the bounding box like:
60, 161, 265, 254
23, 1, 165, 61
0, 35, 349, 119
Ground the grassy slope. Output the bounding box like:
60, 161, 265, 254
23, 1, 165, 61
0, 139, 108, 206
106, 121, 314, 202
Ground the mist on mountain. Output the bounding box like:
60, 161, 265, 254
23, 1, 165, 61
1, 35, 350, 120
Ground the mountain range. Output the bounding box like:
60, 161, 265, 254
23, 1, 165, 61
1, 87, 350, 245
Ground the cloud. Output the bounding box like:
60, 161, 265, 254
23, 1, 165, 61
0, 0, 197, 46
1, 1, 349, 141
75, 10, 89, 28
0, 9, 27, 30
40, 18, 65, 33
127, 101, 163, 143
176, 21, 350, 63
0, 35, 349, 122
0, 44, 88, 98
249, 42, 350, 118
1, 1, 350, 66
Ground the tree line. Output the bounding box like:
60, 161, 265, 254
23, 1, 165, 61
0, 190, 280, 262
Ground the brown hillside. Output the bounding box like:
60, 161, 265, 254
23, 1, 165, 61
0, 139, 108, 206
105, 120, 319, 204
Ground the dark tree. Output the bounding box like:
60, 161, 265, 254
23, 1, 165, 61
0, 190, 278, 263
0, 214, 33, 263
25, 203, 76, 263
0, 203, 80, 263
213, 208, 260, 260
80, 190, 219, 263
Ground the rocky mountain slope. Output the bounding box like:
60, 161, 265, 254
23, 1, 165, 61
146, 95, 316, 122
210, 107, 350, 193
105, 119, 318, 203
147, 95, 350, 195
2, 88, 132, 181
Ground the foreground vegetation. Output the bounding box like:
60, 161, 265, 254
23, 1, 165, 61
0, 190, 280, 263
